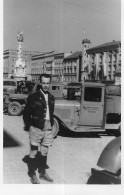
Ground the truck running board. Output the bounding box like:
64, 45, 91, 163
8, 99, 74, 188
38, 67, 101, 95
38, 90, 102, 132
70, 126, 105, 132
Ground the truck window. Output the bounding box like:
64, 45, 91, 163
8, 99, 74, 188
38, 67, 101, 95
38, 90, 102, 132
3, 81, 16, 86
52, 86, 60, 90
84, 87, 102, 102
67, 87, 81, 100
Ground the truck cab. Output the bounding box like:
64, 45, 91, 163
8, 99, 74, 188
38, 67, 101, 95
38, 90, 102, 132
3, 78, 17, 94
54, 82, 105, 133
53, 82, 121, 136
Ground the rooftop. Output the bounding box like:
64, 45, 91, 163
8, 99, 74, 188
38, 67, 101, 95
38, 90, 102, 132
87, 40, 121, 53
64, 51, 82, 60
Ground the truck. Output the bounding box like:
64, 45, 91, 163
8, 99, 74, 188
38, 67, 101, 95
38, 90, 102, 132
52, 82, 121, 137
3, 78, 17, 94
3, 81, 37, 116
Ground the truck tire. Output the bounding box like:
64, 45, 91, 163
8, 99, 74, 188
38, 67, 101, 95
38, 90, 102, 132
52, 117, 59, 138
8, 101, 22, 116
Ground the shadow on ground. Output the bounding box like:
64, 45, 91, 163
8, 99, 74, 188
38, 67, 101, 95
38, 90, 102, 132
58, 125, 116, 138
3, 129, 21, 148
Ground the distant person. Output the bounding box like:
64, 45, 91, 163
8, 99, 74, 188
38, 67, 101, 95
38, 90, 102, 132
17, 82, 22, 93
74, 89, 81, 100
21, 81, 26, 93
23, 74, 55, 184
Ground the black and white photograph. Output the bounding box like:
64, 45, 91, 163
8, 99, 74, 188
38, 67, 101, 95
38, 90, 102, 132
2, 0, 123, 194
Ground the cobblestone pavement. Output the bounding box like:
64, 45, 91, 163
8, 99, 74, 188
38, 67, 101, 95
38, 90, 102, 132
3, 114, 114, 184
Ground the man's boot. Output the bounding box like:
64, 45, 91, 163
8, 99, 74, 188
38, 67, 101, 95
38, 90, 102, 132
36, 152, 49, 169
38, 155, 53, 182
28, 157, 40, 184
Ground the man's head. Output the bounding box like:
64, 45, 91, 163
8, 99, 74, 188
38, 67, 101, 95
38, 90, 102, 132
39, 74, 51, 93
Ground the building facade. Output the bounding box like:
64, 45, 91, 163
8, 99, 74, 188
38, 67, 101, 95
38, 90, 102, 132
85, 40, 121, 83
31, 52, 71, 82
53, 52, 72, 82
3, 49, 41, 80
62, 38, 91, 83
3, 40, 121, 84
81, 39, 91, 81
63, 51, 82, 83
31, 51, 55, 81
62, 40, 121, 84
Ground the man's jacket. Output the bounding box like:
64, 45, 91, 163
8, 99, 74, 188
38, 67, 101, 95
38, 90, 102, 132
23, 90, 55, 131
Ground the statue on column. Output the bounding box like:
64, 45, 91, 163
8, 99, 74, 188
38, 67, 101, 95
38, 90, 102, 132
17, 32, 23, 42
14, 32, 26, 80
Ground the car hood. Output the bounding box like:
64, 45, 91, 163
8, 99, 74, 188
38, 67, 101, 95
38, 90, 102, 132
97, 136, 121, 173
3, 86, 16, 89
55, 99, 80, 107
9, 93, 28, 99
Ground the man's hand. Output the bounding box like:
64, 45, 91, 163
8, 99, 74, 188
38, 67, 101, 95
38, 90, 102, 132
23, 125, 30, 132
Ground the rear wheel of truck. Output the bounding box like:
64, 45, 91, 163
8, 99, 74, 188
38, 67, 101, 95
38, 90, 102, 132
8, 101, 22, 116
52, 117, 59, 138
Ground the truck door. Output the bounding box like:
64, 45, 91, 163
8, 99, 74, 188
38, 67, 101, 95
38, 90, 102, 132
78, 85, 105, 127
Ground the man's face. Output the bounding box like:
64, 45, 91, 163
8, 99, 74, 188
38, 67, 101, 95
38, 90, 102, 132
41, 76, 51, 92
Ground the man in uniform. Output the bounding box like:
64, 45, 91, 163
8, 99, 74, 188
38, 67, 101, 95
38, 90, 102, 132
23, 74, 55, 184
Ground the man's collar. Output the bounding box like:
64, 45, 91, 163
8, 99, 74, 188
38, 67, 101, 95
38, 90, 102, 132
40, 89, 48, 95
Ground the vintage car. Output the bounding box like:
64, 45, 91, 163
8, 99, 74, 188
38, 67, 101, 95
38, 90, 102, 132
3, 81, 37, 116
52, 82, 121, 137
87, 136, 121, 184
3, 78, 17, 94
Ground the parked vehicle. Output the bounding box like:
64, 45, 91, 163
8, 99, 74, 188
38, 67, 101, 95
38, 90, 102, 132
53, 82, 121, 137
3, 78, 17, 94
3, 81, 121, 138
87, 136, 121, 184
3, 81, 64, 116
49, 82, 64, 99
3, 81, 39, 116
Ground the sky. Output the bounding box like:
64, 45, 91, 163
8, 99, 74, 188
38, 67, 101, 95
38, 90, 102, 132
3, 0, 121, 53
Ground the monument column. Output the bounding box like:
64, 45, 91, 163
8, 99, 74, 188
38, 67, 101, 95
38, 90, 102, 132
13, 32, 26, 81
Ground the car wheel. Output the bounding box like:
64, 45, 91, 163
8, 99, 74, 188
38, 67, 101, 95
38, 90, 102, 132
52, 117, 59, 138
8, 101, 22, 116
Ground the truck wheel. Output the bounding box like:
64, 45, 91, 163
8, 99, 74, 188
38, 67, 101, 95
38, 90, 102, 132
52, 117, 59, 138
8, 102, 22, 116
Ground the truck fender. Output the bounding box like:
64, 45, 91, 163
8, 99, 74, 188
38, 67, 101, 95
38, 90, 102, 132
97, 136, 121, 174
53, 112, 71, 130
